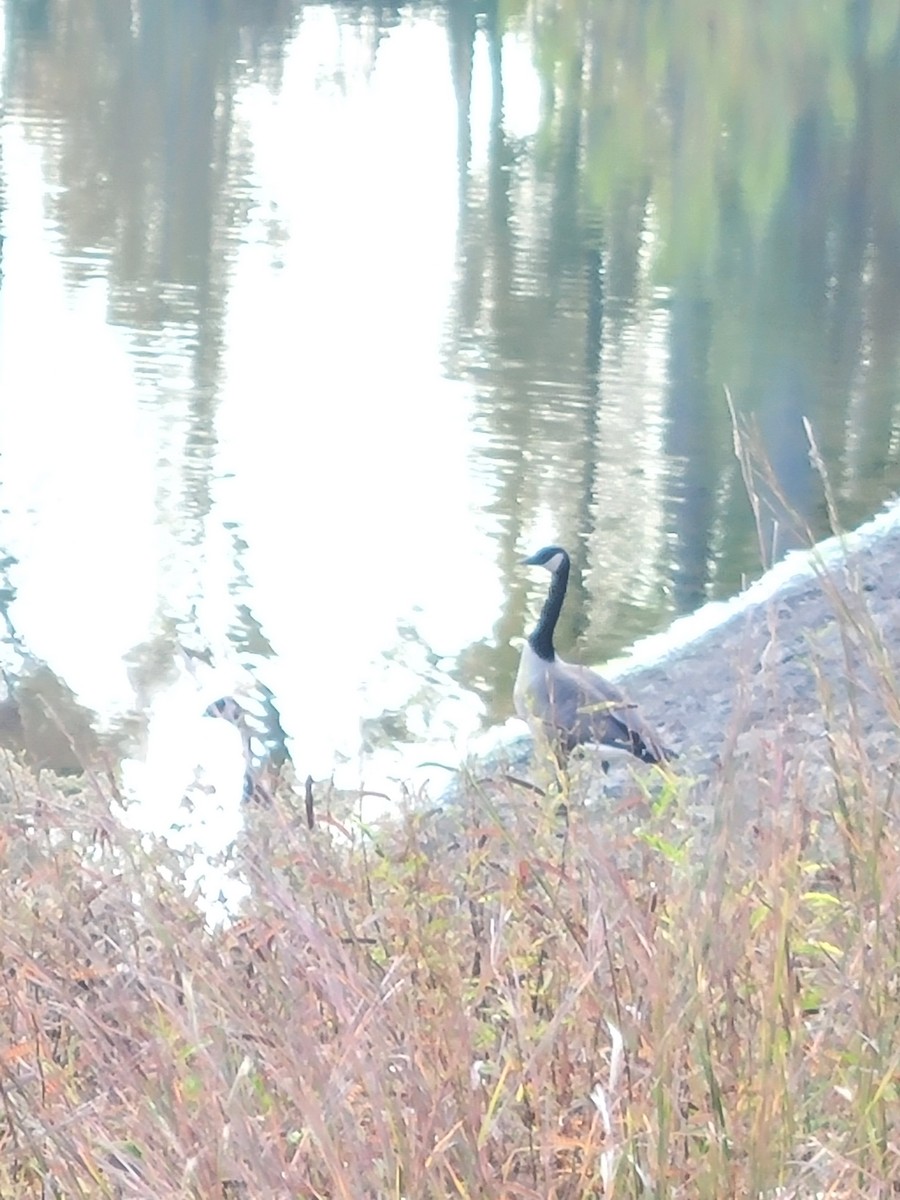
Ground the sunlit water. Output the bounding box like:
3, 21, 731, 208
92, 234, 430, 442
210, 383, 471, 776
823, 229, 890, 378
1, 1, 900, 911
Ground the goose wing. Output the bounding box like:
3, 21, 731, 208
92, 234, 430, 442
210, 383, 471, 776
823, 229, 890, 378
550, 659, 673, 762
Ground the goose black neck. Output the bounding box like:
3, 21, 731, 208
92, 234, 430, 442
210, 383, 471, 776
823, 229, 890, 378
528, 555, 569, 661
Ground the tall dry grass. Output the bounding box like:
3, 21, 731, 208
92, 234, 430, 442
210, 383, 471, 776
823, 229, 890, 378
0, 659, 898, 1200
2, 419, 899, 1197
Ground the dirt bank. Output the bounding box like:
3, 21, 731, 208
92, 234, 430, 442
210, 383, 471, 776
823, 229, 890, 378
624, 506, 900, 779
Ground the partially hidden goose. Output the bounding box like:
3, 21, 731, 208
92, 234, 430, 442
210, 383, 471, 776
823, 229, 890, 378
205, 696, 275, 804
514, 546, 675, 764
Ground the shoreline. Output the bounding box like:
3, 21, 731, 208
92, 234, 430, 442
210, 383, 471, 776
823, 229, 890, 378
609, 497, 900, 781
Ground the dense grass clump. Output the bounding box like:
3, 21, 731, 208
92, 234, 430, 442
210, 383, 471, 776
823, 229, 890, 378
0, 660, 897, 1200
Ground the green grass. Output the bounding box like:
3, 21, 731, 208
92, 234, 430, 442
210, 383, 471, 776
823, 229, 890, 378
0, 650, 898, 1200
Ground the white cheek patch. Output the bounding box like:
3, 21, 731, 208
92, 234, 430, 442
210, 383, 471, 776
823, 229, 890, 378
544, 551, 564, 572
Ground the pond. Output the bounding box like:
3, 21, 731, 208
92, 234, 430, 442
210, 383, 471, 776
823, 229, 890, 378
1, 0, 899, 815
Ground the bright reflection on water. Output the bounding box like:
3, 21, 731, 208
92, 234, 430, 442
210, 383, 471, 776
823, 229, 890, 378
0, 4, 516, 835
214, 11, 493, 785
1, 0, 900, 894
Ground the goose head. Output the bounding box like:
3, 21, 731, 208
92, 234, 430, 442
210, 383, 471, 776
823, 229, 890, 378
204, 696, 249, 726
522, 545, 569, 573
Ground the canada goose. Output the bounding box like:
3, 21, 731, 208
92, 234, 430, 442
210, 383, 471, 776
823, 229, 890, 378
205, 696, 274, 804
514, 546, 675, 764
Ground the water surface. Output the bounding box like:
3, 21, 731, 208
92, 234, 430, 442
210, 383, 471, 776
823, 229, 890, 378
1, 0, 899, 815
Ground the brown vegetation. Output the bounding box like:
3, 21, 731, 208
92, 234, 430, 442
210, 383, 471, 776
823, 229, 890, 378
0, 649, 897, 1200
0, 424, 897, 1197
